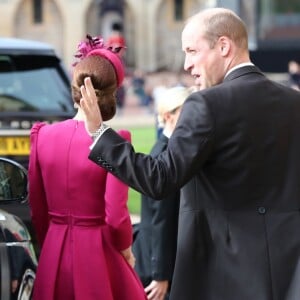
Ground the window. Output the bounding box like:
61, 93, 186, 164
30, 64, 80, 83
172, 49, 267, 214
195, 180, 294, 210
0, 55, 73, 112
174, 0, 183, 21
33, 0, 43, 24
273, 0, 300, 13
258, 0, 300, 41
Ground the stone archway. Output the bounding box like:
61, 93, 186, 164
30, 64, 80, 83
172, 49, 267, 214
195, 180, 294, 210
155, 0, 184, 71
85, 1, 101, 37
86, 0, 135, 69
14, 0, 64, 57
154, 0, 206, 72
86, 0, 124, 40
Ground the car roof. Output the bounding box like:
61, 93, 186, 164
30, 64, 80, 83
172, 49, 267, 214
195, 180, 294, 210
0, 37, 57, 56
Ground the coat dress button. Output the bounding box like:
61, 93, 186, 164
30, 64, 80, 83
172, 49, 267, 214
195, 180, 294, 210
258, 206, 266, 214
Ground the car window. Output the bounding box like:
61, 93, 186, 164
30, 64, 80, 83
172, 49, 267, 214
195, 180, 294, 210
0, 54, 73, 113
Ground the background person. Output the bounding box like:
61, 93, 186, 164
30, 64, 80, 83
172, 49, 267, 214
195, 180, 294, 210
133, 86, 191, 300
28, 35, 146, 300
287, 60, 300, 90
107, 24, 127, 113
80, 8, 300, 300
131, 69, 149, 107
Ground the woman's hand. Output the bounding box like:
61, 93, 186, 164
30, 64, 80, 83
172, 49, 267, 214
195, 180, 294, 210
120, 246, 136, 268
80, 77, 102, 134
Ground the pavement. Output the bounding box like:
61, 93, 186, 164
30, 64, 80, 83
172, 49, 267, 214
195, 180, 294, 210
107, 97, 155, 128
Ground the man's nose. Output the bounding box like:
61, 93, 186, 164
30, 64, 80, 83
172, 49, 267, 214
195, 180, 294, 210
184, 56, 192, 72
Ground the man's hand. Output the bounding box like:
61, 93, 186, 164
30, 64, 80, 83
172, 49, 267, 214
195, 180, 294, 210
80, 77, 102, 135
145, 280, 169, 300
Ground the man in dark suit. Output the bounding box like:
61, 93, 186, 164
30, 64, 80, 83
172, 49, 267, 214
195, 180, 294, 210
133, 87, 190, 300
80, 7, 300, 300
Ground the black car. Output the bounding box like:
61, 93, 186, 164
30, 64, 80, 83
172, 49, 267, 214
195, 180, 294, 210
0, 157, 37, 299
0, 37, 74, 166
0, 37, 74, 250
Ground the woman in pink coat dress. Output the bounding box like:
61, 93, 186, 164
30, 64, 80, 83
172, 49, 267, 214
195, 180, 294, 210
28, 35, 147, 300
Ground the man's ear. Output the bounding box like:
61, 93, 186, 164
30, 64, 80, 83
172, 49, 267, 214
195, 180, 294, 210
163, 111, 171, 123
219, 36, 230, 56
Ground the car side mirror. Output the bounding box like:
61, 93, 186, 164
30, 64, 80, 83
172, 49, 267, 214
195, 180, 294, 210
0, 158, 28, 202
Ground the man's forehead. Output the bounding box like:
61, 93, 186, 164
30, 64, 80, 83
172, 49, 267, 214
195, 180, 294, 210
182, 18, 204, 38
182, 27, 203, 51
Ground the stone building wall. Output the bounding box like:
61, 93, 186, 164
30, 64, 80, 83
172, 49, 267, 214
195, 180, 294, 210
0, 0, 205, 72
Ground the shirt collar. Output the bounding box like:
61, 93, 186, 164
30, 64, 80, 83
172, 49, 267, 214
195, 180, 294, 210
162, 128, 172, 138
225, 62, 254, 79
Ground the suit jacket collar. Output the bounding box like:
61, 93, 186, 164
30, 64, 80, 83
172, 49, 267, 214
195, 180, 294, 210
223, 65, 264, 83
159, 133, 169, 144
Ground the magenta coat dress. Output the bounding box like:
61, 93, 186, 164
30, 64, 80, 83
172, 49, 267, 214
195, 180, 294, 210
28, 119, 146, 300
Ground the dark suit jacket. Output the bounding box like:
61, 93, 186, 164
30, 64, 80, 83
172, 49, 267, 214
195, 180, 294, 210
90, 66, 300, 300
132, 134, 180, 290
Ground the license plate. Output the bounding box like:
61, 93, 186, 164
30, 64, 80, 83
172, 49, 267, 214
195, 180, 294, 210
0, 137, 30, 155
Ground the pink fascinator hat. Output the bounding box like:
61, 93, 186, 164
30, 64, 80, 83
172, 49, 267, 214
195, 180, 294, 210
73, 35, 125, 87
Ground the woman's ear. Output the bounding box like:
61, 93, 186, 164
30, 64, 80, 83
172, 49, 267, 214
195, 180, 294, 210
162, 111, 171, 124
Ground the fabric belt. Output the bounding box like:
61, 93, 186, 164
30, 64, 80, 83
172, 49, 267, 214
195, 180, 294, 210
49, 212, 105, 226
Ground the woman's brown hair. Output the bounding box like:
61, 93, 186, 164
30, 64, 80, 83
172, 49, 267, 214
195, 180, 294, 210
71, 55, 117, 121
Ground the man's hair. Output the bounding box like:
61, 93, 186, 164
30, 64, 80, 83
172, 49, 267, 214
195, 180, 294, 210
191, 8, 248, 49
